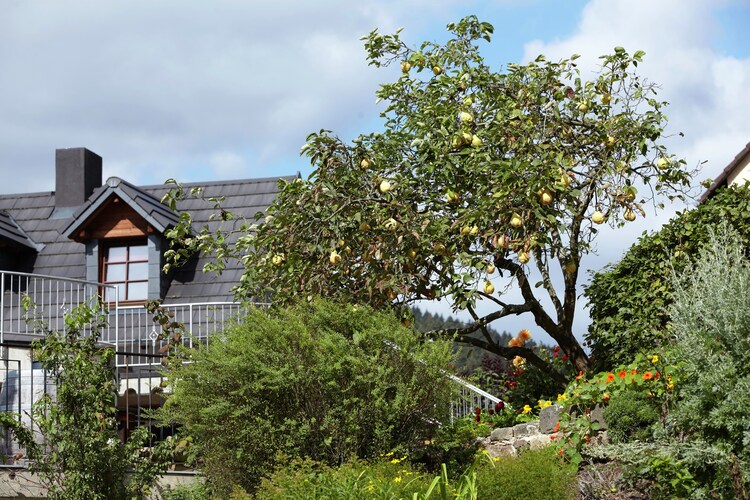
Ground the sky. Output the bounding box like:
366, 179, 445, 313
1, 0, 749, 344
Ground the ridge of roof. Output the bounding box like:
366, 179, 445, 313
138, 173, 300, 191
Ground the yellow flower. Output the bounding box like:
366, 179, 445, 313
513, 355, 526, 367
390, 456, 405, 464
650, 355, 659, 364
538, 399, 552, 410
394, 476, 402, 483
557, 393, 568, 402
666, 375, 675, 390
522, 404, 532, 414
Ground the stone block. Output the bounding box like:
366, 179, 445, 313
485, 443, 516, 458
527, 434, 552, 450
590, 404, 608, 430
513, 422, 538, 438
513, 438, 530, 451
490, 427, 514, 442
539, 405, 563, 434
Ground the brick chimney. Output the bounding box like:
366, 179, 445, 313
54, 148, 102, 211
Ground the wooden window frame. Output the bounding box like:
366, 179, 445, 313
100, 239, 149, 304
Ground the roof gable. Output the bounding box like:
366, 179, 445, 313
0, 211, 40, 251
62, 177, 180, 241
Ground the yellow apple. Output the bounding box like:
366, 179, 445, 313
360, 158, 371, 169
510, 213, 523, 228
560, 171, 572, 188
656, 157, 669, 169
605, 135, 616, 148
469, 225, 479, 237
459, 111, 473, 124
539, 188, 554, 206
496, 234, 509, 249
483, 280, 495, 295
487, 263, 496, 274
379, 180, 393, 193
329, 251, 342, 265
407, 248, 418, 260
592, 211, 605, 224
461, 131, 473, 144
471, 135, 482, 148
433, 242, 447, 255
401, 61, 411, 73
460, 225, 472, 236
624, 209, 636, 222
518, 250, 530, 264
385, 218, 399, 231
578, 101, 589, 113
446, 190, 460, 204
463, 96, 473, 106
432, 66, 443, 75
271, 254, 284, 266
601, 93, 612, 105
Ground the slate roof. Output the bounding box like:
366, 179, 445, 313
0, 174, 296, 303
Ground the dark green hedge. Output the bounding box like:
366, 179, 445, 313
585, 183, 750, 370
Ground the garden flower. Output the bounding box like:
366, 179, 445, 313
606, 372, 615, 384
631, 369, 637, 376
508, 337, 524, 347
650, 354, 659, 364
522, 404, 532, 414
538, 399, 552, 410
518, 329, 532, 341
602, 393, 610, 402
666, 375, 675, 390
495, 401, 505, 412
552, 351, 559, 358
394, 476, 402, 483
513, 355, 526, 367
642, 371, 653, 380
562, 355, 568, 361
556, 393, 568, 402
553, 421, 561, 433
575, 371, 584, 381
618, 370, 627, 379
653, 372, 661, 380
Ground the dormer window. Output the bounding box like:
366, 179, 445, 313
102, 241, 149, 302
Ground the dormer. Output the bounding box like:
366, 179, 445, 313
61, 177, 180, 303
0, 211, 42, 272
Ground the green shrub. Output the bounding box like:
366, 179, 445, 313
666, 224, 750, 493
159, 481, 211, 500
585, 184, 750, 371
158, 298, 455, 494
603, 389, 660, 444
475, 448, 577, 499
257, 458, 435, 499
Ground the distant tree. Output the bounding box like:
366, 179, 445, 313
585, 184, 750, 370
163, 16, 691, 384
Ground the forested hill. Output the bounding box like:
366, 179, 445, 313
411, 308, 515, 374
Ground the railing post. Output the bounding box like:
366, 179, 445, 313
1, 272, 4, 344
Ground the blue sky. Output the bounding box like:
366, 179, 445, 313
1, 0, 749, 344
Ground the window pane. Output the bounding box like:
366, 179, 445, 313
127, 281, 148, 300
129, 262, 148, 281
107, 246, 127, 262
106, 263, 126, 282
104, 283, 125, 301
129, 245, 148, 261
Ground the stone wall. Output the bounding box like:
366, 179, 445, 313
478, 404, 563, 458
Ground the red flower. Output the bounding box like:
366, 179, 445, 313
550, 435, 556, 441
553, 421, 560, 433
562, 355, 568, 361
605, 372, 615, 384
603, 393, 610, 402
552, 346, 560, 352
642, 372, 653, 380
618, 370, 627, 379
653, 372, 661, 381
575, 371, 584, 381
495, 401, 505, 412
552, 352, 559, 358
631, 369, 637, 376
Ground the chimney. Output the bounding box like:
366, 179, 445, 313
55, 148, 102, 210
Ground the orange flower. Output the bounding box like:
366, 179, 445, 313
618, 370, 627, 379
605, 372, 615, 384
553, 421, 561, 433
550, 435, 556, 441
631, 369, 637, 376
642, 371, 653, 380
518, 329, 532, 342
575, 371, 584, 381
508, 338, 523, 347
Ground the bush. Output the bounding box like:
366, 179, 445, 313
585, 184, 750, 371
603, 389, 660, 443
667, 224, 750, 493
158, 298, 455, 494
475, 448, 577, 499
256, 458, 436, 499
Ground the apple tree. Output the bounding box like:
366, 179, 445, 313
163, 17, 691, 384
